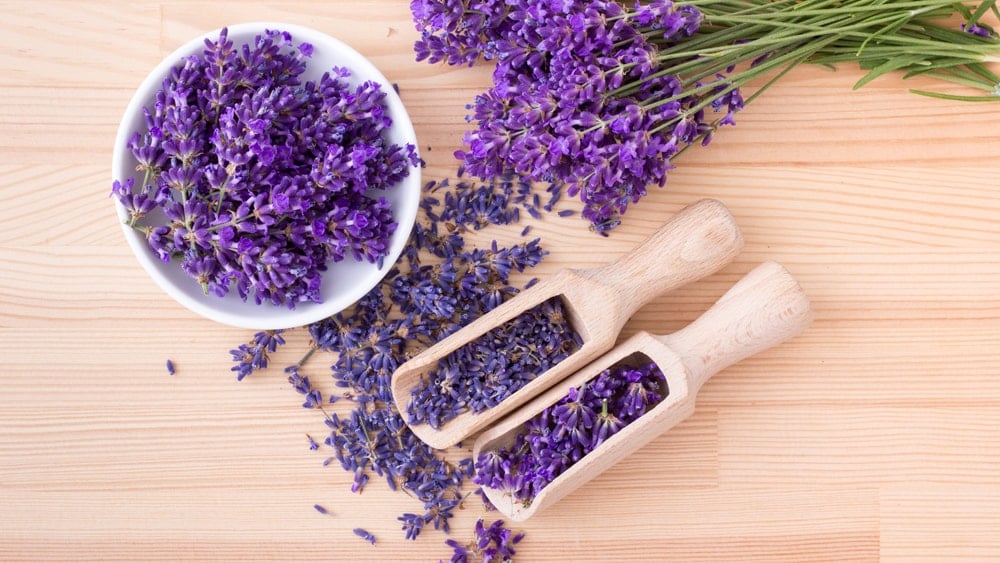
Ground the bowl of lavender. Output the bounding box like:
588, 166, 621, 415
111, 23, 420, 329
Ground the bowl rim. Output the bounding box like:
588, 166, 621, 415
112, 22, 421, 330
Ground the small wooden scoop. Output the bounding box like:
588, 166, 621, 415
390, 199, 744, 449
473, 261, 812, 521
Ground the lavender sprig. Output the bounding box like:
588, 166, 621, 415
229, 329, 285, 381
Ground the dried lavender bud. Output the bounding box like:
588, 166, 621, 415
444, 518, 524, 563
406, 296, 583, 430
353, 527, 376, 545
473, 360, 667, 505
311, 181, 556, 536
112, 28, 419, 308
398, 512, 425, 540
313, 503, 331, 515
287, 365, 323, 409
165, 359, 175, 375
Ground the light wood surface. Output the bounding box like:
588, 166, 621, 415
3, 2, 1000, 561
391, 198, 743, 450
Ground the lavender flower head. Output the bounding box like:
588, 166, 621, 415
113, 28, 419, 308
445, 518, 524, 563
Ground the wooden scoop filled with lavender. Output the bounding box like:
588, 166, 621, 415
471, 261, 812, 520
390, 198, 744, 450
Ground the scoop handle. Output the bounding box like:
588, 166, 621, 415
660, 261, 812, 392
584, 199, 744, 320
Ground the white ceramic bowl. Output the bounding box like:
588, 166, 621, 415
112, 23, 420, 330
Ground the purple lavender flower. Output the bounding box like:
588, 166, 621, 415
962, 22, 995, 38
112, 28, 419, 308
229, 329, 286, 380
398, 512, 426, 540
445, 518, 524, 563
353, 527, 376, 545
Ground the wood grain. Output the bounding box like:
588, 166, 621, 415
2, 1, 1000, 561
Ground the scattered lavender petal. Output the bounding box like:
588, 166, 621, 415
354, 527, 377, 545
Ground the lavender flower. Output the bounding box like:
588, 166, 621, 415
397, 512, 426, 540
445, 518, 525, 563
353, 527, 376, 545
229, 329, 285, 381
112, 28, 419, 308
963, 22, 995, 38
474, 360, 666, 505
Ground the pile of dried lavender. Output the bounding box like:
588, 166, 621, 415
231, 173, 566, 556
405, 296, 582, 430
474, 360, 667, 506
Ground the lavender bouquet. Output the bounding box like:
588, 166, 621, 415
411, 0, 1000, 232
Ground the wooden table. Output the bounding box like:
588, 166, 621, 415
3, 2, 1000, 561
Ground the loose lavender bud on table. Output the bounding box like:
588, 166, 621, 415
353, 527, 377, 545
406, 296, 583, 430
445, 518, 524, 563
473, 360, 666, 505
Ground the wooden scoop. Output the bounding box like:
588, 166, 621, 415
390, 198, 744, 450
473, 261, 813, 521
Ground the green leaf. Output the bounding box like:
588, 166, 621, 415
909, 88, 1000, 101
853, 55, 930, 89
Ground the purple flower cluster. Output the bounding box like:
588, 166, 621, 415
406, 296, 583, 429
411, 0, 742, 233
113, 28, 418, 307
229, 329, 286, 381
445, 518, 525, 563
474, 360, 666, 505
